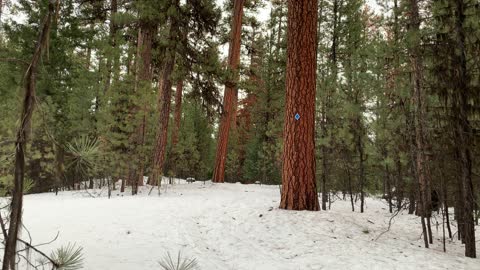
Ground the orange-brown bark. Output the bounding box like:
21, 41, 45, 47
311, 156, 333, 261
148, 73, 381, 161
151, 1, 179, 185
212, 0, 245, 183
279, 0, 319, 211
130, 21, 156, 190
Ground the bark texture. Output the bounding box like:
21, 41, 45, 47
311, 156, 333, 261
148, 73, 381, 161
2, 1, 56, 269
279, 0, 320, 211
130, 20, 156, 193
151, 1, 180, 185
212, 0, 245, 183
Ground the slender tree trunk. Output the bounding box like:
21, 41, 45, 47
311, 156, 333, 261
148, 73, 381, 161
212, 0, 245, 183
104, 0, 118, 94
407, 0, 432, 248
120, 177, 125, 193
279, 0, 319, 211
347, 163, 354, 212
151, 1, 180, 185
396, 153, 404, 211
408, 177, 416, 214
440, 159, 453, 239
321, 150, 327, 210
383, 148, 393, 213
452, 0, 476, 257
54, 145, 64, 195
357, 126, 366, 213
319, 0, 339, 211
2, 2, 56, 269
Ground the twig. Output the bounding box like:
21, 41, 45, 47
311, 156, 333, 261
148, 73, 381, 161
0, 212, 60, 267
17, 232, 59, 253
17, 239, 59, 268
374, 202, 406, 241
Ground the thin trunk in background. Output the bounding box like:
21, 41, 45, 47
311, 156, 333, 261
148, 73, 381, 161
104, 0, 118, 94
320, 0, 339, 211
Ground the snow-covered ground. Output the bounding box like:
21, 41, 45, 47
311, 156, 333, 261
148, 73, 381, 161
18, 181, 479, 270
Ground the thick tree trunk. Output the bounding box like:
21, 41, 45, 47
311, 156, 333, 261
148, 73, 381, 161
212, 0, 245, 183
279, 0, 319, 211
2, 2, 55, 269
151, 2, 179, 185
171, 80, 183, 147
453, 0, 476, 258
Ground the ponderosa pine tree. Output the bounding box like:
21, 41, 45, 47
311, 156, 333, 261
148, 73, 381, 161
151, 0, 180, 185
279, 0, 320, 211
212, 0, 245, 183
152, 0, 221, 185
130, 6, 157, 192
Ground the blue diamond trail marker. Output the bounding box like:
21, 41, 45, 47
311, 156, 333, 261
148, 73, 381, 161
295, 113, 300, 121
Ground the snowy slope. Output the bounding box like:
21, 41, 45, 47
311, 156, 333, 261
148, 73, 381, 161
18, 181, 479, 270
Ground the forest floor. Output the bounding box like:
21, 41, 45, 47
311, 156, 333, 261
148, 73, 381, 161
19, 180, 479, 270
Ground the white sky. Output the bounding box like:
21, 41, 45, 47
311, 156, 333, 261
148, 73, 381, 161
215, 0, 381, 23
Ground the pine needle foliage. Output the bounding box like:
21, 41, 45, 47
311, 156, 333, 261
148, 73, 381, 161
66, 137, 100, 177
51, 243, 84, 270
158, 252, 199, 270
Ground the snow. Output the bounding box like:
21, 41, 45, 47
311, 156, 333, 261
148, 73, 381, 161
16, 181, 479, 270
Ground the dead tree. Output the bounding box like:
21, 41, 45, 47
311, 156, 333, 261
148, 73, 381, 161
2, 1, 57, 269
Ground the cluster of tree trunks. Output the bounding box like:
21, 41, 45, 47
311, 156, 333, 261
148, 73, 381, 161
129, 19, 156, 194
407, 0, 433, 248
451, 0, 476, 258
